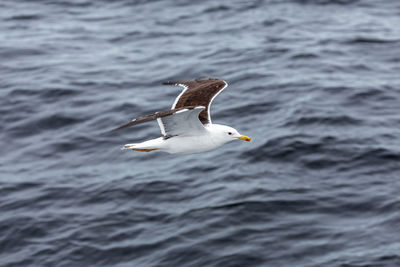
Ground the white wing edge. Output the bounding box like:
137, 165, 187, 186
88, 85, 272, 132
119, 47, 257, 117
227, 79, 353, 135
157, 117, 166, 135
171, 84, 189, 109
207, 80, 228, 124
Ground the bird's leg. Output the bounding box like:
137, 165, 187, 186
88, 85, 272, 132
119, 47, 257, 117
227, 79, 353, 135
133, 148, 158, 152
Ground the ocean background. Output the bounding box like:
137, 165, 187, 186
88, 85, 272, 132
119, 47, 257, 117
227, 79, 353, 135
1, 0, 400, 266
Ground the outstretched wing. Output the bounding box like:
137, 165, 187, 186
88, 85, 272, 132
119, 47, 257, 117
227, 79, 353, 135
163, 78, 228, 124
110, 106, 206, 137
157, 106, 206, 136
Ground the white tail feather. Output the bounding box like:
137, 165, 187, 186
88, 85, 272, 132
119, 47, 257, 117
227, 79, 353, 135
121, 138, 163, 151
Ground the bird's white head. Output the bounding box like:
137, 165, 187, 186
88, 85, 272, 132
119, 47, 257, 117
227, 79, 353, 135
208, 124, 251, 144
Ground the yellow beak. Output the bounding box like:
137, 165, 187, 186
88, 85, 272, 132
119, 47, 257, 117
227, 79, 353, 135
236, 135, 251, 142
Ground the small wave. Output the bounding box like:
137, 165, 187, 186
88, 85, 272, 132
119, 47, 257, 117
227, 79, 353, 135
0, 48, 46, 59
293, 0, 360, 5
203, 5, 231, 13
284, 115, 363, 127
8, 114, 83, 137
344, 37, 400, 45
242, 134, 315, 163
0, 182, 41, 200
7, 89, 38, 97
323, 86, 352, 94
8, 88, 80, 102
379, 199, 400, 214
290, 53, 319, 60
351, 148, 400, 166
48, 135, 95, 154
108, 31, 142, 43
79, 180, 185, 205
218, 102, 279, 118
177, 199, 319, 222
5, 14, 42, 21
262, 18, 286, 27
244, 134, 400, 171
32, 114, 82, 131
347, 88, 395, 103
213, 199, 317, 213
0, 216, 47, 252
40, 88, 80, 99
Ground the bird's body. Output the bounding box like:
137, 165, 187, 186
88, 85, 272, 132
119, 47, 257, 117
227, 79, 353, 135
112, 78, 250, 154
123, 123, 243, 154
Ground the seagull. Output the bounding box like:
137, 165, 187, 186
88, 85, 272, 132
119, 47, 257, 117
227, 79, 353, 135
111, 78, 251, 154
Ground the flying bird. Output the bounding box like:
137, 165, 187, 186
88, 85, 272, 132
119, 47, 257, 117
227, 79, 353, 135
111, 78, 251, 154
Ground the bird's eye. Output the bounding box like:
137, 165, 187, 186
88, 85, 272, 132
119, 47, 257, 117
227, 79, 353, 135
228, 132, 232, 135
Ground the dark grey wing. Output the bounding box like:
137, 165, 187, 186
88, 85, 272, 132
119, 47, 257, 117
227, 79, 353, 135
163, 78, 228, 124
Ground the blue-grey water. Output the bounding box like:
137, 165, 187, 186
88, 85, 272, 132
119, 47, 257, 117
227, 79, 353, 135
1, 0, 400, 266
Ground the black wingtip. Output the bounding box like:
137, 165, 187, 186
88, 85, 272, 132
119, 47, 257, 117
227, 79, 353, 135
109, 121, 135, 133
99, 126, 124, 137
109, 126, 123, 133
162, 81, 176, 85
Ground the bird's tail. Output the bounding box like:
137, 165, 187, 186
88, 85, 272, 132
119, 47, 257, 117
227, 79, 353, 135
121, 139, 161, 152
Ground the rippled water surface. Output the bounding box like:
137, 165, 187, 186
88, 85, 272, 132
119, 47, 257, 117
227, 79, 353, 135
2, 0, 400, 266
